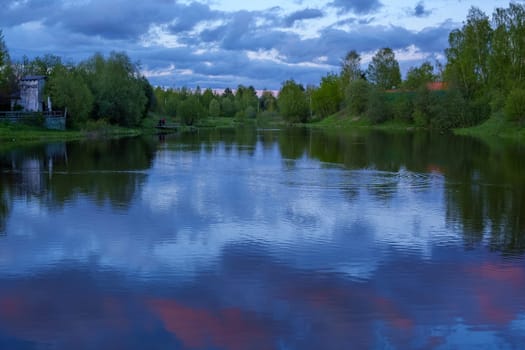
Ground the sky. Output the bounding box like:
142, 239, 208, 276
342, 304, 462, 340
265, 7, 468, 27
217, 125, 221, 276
0, 0, 516, 89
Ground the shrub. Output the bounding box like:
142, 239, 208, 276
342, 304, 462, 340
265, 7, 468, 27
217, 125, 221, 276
504, 88, 525, 122
345, 79, 369, 115
367, 88, 392, 124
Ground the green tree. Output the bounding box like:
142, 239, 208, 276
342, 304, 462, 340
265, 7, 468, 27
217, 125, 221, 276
25, 54, 62, 76
277, 80, 309, 123
221, 97, 235, 117
341, 50, 363, 85
0, 30, 14, 107
404, 61, 436, 90
209, 98, 220, 118
311, 73, 343, 119
82, 52, 147, 126
366, 48, 401, 90
366, 88, 392, 123
202, 88, 215, 111
490, 3, 525, 111
345, 79, 370, 116
47, 65, 94, 127
505, 88, 525, 121
177, 94, 202, 125
259, 90, 277, 112
0, 30, 7, 69
445, 7, 492, 99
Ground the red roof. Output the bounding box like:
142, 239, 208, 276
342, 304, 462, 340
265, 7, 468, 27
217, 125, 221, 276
426, 82, 448, 91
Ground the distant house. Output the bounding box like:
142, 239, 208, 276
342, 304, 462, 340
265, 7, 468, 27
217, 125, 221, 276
426, 82, 448, 91
19, 75, 47, 112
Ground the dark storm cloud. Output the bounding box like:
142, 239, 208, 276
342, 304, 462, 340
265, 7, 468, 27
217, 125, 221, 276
1, 0, 221, 40
0, 0, 61, 26
168, 2, 220, 33
328, 0, 383, 14
56, 0, 220, 39
414, 1, 432, 17
284, 8, 324, 27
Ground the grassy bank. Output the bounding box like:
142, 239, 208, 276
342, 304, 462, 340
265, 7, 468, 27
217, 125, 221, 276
310, 111, 525, 143
454, 115, 525, 142
0, 121, 144, 151
309, 111, 416, 131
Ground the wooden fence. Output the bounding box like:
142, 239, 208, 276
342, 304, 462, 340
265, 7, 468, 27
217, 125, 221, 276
0, 111, 66, 130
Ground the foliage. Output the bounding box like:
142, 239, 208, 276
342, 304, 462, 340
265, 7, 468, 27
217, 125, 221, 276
345, 79, 369, 116
177, 95, 203, 126
390, 92, 414, 122
47, 65, 94, 127
504, 88, 525, 122
366, 48, 401, 90
82, 52, 148, 127
0, 30, 7, 69
404, 61, 436, 90
340, 50, 363, 86
260, 90, 277, 112
311, 73, 343, 119
277, 80, 309, 123
367, 88, 392, 124
209, 98, 221, 118
221, 97, 235, 117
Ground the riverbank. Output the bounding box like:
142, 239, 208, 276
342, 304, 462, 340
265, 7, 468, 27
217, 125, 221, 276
3, 111, 523, 151
309, 111, 525, 142
0, 121, 144, 152
453, 115, 525, 142
308, 112, 418, 132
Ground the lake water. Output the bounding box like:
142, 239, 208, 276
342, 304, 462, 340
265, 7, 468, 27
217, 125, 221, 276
0, 128, 524, 349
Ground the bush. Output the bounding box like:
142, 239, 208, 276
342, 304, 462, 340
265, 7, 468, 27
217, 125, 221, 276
345, 79, 369, 115
504, 88, 525, 122
391, 92, 414, 122
366, 88, 392, 124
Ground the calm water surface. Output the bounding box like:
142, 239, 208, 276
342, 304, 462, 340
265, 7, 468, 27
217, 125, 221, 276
0, 128, 524, 349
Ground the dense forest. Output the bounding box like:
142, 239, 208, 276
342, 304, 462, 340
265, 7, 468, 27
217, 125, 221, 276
0, 3, 524, 129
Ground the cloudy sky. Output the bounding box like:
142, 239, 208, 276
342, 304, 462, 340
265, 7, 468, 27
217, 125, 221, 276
0, 0, 513, 89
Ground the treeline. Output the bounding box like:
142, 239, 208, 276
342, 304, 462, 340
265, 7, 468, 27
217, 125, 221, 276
284, 3, 525, 129
1, 3, 524, 130
0, 36, 154, 128
152, 85, 277, 125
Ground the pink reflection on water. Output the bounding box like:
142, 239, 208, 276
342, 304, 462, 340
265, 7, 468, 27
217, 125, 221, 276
148, 298, 272, 350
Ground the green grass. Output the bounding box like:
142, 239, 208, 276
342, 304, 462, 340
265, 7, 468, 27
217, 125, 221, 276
454, 115, 525, 142
310, 110, 415, 131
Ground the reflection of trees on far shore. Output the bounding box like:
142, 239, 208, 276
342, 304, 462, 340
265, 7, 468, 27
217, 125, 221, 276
295, 129, 525, 255
0, 137, 157, 217
0, 128, 523, 255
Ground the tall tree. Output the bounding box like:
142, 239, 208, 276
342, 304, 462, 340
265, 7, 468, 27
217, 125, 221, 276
445, 7, 492, 99
404, 61, 436, 90
0, 30, 7, 71
311, 73, 343, 118
277, 80, 309, 123
82, 52, 147, 126
47, 65, 94, 127
366, 48, 401, 90
341, 50, 363, 84
491, 3, 525, 90
259, 90, 277, 112
0, 30, 12, 104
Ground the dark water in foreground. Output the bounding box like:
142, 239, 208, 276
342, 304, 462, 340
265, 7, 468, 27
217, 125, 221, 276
0, 128, 524, 349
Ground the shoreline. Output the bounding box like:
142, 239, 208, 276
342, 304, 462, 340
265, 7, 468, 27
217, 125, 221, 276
1, 112, 523, 151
